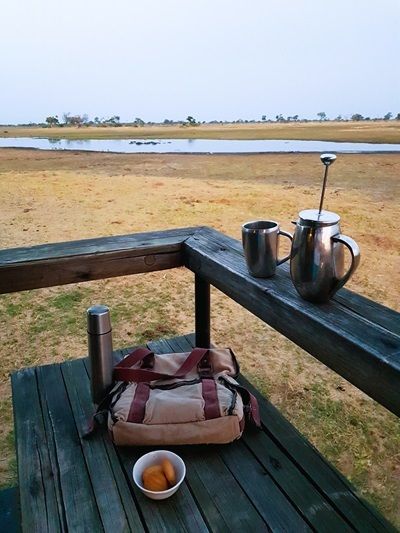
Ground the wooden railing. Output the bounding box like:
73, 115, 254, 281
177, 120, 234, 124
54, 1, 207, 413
1, 226, 399, 418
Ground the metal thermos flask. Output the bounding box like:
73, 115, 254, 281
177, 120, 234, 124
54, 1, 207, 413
87, 305, 113, 404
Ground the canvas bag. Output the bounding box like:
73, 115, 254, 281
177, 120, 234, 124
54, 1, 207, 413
106, 346, 261, 446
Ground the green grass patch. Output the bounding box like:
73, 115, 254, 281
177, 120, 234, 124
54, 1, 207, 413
50, 290, 85, 310
4, 303, 24, 318
278, 379, 400, 524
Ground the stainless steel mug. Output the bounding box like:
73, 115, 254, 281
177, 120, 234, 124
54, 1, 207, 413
242, 220, 293, 277
290, 209, 360, 303
87, 305, 113, 404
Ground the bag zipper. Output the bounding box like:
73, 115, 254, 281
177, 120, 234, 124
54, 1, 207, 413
150, 378, 202, 390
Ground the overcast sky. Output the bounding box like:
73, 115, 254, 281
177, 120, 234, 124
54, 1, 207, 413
1, 0, 399, 124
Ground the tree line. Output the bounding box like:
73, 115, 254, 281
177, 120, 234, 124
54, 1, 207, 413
11, 111, 400, 128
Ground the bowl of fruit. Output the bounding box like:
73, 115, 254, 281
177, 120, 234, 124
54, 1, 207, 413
132, 450, 186, 500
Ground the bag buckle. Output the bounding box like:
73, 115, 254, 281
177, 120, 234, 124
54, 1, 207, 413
198, 356, 213, 377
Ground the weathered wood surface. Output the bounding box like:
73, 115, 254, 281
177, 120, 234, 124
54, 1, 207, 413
0, 227, 198, 293
11, 368, 62, 533
184, 227, 400, 418
0, 487, 21, 533
169, 334, 395, 533
12, 334, 396, 532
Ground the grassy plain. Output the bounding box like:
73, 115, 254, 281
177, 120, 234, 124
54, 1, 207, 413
1, 120, 400, 143
0, 148, 399, 525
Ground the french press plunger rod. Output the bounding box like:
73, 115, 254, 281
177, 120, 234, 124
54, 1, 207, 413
318, 153, 336, 214
289, 152, 360, 303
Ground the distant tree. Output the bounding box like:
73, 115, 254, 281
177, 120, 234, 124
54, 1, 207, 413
94, 117, 101, 125
275, 114, 284, 122
351, 113, 364, 121
134, 117, 145, 126
395, 113, 400, 120
383, 112, 393, 121
68, 114, 88, 127
335, 115, 343, 121
317, 111, 327, 121
163, 119, 173, 124
103, 116, 120, 126
62, 113, 89, 127
292, 114, 299, 121
186, 115, 197, 125
45, 115, 59, 127
261, 115, 266, 121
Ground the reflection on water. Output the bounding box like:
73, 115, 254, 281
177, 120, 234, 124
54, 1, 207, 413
0, 137, 399, 153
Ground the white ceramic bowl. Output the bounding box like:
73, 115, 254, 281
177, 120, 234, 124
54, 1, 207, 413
132, 450, 186, 500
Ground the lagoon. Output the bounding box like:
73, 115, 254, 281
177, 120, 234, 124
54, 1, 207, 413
1, 137, 400, 153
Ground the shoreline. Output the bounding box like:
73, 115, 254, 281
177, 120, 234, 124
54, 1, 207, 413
1, 147, 400, 155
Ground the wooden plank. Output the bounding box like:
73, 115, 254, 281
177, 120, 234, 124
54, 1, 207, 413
239, 375, 397, 533
62, 358, 145, 532
36, 364, 103, 532
0, 487, 21, 533
11, 367, 63, 533
184, 227, 400, 417
335, 289, 400, 336
116, 446, 209, 533
0, 227, 199, 265
178, 447, 269, 532
172, 335, 349, 532
82, 357, 148, 532
0, 227, 198, 293
148, 337, 271, 532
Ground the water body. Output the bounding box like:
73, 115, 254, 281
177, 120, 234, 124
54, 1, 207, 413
0, 137, 399, 153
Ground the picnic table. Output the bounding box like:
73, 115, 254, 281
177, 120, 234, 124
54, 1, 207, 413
1, 226, 399, 532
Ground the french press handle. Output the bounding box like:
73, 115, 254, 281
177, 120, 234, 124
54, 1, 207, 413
332, 234, 360, 292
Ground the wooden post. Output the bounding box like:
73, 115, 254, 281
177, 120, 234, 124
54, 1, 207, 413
195, 274, 210, 347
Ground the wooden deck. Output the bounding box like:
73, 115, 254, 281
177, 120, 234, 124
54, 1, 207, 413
3, 226, 399, 531
12, 334, 395, 532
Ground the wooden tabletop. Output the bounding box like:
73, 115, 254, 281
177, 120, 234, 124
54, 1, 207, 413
12, 334, 395, 532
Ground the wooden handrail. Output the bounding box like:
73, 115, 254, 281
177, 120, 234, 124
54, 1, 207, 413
1, 226, 399, 417
184, 227, 400, 418
0, 227, 199, 293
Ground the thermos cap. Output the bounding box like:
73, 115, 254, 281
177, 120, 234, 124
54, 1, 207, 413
87, 305, 112, 335
298, 209, 340, 227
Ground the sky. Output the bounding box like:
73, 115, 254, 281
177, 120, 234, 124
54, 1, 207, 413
1, 0, 399, 124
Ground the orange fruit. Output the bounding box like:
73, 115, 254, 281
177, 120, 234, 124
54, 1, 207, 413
142, 465, 169, 491
161, 459, 176, 486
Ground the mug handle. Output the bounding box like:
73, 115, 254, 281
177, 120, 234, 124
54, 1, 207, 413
277, 230, 293, 265
331, 234, 360, 292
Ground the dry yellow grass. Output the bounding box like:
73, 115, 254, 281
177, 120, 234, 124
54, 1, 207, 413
0, 149, 399, 525
1, 120, 400, 143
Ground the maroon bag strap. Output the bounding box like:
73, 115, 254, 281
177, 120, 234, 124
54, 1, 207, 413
219, 377, 261, 427
115, 347, 154, 369
113, 347, 209, 383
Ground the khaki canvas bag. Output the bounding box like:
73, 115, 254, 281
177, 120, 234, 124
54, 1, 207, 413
105, 347, 260, 446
